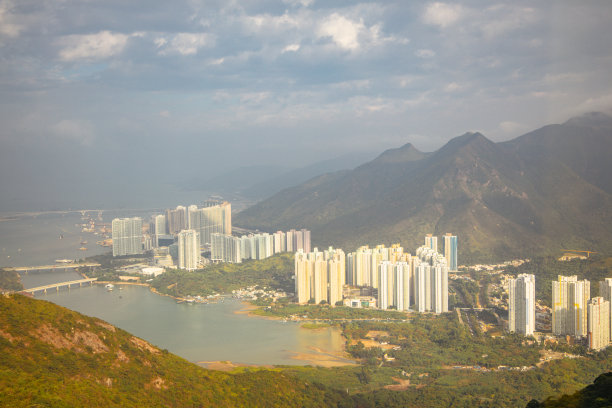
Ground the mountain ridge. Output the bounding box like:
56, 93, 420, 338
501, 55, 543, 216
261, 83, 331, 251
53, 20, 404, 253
236, 113, 612, 262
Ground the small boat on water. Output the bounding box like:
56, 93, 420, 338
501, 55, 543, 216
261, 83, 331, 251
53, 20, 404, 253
55, 259, 72, 264
105, 284, 114, 291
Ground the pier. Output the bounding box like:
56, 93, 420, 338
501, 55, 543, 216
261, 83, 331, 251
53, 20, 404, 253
21, 278, 98, 295
5, 263, 101, 272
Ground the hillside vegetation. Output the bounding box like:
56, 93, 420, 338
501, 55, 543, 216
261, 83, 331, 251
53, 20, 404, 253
0, 294, 348, 407
149, 253, 295, 297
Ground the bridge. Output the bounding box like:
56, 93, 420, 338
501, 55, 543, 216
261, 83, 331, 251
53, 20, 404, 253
5, 263, 101, 272
21, 278, 98, 295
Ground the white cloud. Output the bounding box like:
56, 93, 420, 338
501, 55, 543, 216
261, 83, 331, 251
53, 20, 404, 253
0, 1, 22, 40
282, 0, 314, 8
154, 37, 168, 48
415, 49, 435, 58
444, 82, 463, 92
58, 31, 128, 61
51, 120, 95, 146
422, 2, 463, 28
158, 33, 212, 56
317, 13, 367, 51
282, 43, 300, 53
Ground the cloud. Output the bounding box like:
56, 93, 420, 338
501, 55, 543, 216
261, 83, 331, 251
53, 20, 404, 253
479, 6, 538, 39
282, 43, 300, 53
422, 2, 463, 28
58, 31, 129, 61
157, 33, 213, 56
415, 49, 435, 58
282, 0, 314, 7
51, 120, 95, 146
0, 1, 22, 40
317, 13, 370, 51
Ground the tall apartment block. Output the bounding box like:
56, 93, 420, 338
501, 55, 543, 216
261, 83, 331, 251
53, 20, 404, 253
508, 274, 536, 336
112, 217, 143, 257
152, 214, 167, 247
211, 233, 241, 263
178, 229, 200, 271
414, 245, 448, 313
599, 278, 612, 341
166, 206, 187, 235
378, 261, 411, 311
443, 233, 458, 271
552, 275, 590, 337
347, 244, 411, 289
295, 247, 345, 305
425, 234, 438, 252
587, 297, 610, 351
186, 202, 232, 245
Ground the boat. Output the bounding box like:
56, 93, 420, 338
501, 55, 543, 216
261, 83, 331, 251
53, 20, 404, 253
55, 259, 72, 264
79, 247, 87, 251
105, 284, 114, 291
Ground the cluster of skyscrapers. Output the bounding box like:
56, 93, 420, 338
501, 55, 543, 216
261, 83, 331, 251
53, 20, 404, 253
151, 202, 232, 247
112, 202, 232, 271
508, 274, 611, 350
211, 229, 311, 264
294, 234, 456, 314
295, 247, 345, 305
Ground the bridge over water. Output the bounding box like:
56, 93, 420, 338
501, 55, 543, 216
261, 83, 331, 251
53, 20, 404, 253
5, 263, 101, 272
21, 278, 98, 295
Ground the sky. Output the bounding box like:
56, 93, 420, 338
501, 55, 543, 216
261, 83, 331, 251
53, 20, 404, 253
1, 0, 612, 210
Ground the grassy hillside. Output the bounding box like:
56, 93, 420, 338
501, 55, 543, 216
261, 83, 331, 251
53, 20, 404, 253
149, 253, 295, 297
527, 372, 612, 408
0, 294, 348, 407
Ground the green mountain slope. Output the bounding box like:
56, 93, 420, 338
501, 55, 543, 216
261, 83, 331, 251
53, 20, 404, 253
236, 113, 612, 262
0, 294, 347, 407
527, 372, 612, 408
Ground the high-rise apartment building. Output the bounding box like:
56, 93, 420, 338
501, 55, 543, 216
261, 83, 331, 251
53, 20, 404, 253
413, 246, 448, 313
587, 297, 610, 351
185, 202, 232, 245
178, 229, 200, 271
112, 217, 143, 257
599, 278, 612, 341
294, 247, 345, 305
347, 244, 411, 289
552, 275, 590, 337
152, 214, 167, 247
508, 274, 536, 336
167, 206, 187, 235
378, 261, 410, 311
425, 234, 438, 252
443, 233, 458, 271
211, 233, 241, 263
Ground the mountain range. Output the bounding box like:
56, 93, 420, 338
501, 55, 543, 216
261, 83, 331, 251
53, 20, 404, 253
235, 112, 612, 262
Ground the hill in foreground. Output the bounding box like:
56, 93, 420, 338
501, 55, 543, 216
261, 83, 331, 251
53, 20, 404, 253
527, 372, 612, 407
236, 113, 612, 262
0, 294, 347, 407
